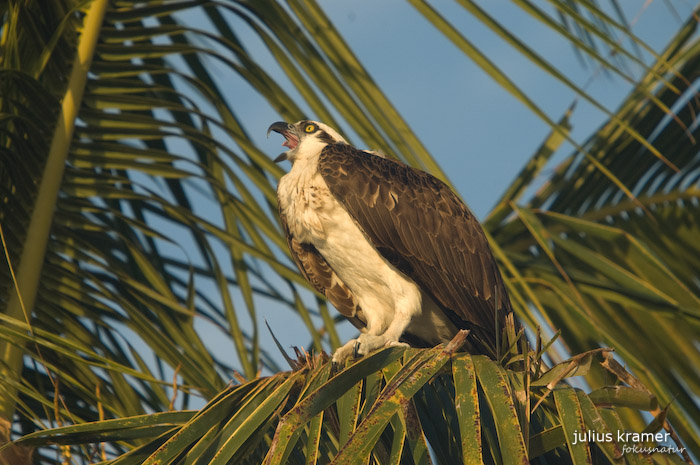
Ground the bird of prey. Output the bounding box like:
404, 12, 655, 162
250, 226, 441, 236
268, 120, 512, 363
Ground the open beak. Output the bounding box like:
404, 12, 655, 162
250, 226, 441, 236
267, 121, 299, 163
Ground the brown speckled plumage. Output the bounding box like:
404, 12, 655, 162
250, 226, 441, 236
280, 139, 511, 354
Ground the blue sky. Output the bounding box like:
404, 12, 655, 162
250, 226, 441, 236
177, 1, 698, 374
251, 1, 693, 218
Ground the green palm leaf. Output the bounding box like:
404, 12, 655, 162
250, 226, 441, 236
8, 342, 683, 464
1, 0, 698, 463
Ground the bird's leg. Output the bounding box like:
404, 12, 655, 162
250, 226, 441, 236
354, 317, 410, 355
332, 313, 383, 364
332, 301, 414, 364
331, 339, 359, 365
332, 328, 378, 365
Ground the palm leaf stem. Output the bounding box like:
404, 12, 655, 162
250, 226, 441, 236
0, 0, 108, 420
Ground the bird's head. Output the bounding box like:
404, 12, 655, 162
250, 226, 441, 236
267, 120, 346, 163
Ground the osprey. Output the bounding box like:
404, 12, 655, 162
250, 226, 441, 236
268, 120, 511, 363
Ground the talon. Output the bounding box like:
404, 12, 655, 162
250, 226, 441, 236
353, 341, 360, 358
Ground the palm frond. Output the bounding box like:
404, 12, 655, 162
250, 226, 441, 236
486, 8, 700, 456
8, 340, 685, 465
1, 0, 698, 463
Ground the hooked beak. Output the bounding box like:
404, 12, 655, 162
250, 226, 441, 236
267, 121, 298, 163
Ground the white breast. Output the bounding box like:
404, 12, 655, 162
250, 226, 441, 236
278, 157, 457, 343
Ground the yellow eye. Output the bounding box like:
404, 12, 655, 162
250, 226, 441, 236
304, 124, 316, 133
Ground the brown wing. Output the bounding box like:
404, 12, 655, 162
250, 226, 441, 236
278, 209, 367, 331
318, 144, 511, 351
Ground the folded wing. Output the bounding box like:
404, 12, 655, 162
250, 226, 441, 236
318, 144, 510, 352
